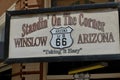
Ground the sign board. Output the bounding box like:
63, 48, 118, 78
5, 3, 120, 63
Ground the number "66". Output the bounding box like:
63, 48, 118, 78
56, 38, 67, 46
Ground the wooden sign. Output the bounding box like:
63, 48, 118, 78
5, 3, 120, 63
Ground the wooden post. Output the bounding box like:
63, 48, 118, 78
12, 63, 48, 80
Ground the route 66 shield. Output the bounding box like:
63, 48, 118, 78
50, 26, 73, 49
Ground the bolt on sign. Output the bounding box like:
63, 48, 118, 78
5, 3, 120, 63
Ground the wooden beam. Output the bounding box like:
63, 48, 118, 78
47, 73, 120, 80
44, 0, 51, 8
91, 73, 120, 79
0, 64, 11, 72
0, 0, 17, 16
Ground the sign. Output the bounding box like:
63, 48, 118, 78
50, 26, 73, 49
5, 3, 120, 62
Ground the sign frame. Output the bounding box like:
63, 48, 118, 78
4, 2, 120, 63
0, 42, 4, 61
